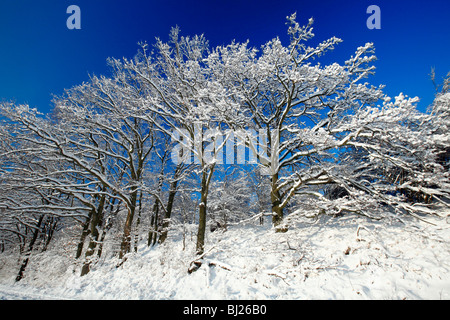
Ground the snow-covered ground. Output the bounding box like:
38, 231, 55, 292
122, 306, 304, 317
1, 213, 449, 300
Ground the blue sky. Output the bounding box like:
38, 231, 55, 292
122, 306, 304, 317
0, 0, 449, 113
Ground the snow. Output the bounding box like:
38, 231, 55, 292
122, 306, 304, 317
1, 213, 449, 300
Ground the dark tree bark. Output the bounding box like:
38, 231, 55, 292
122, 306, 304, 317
81, 194, 106, 276
158, 180, 178, 244
196, 164, 215, 255
118, 189, 137, 259
41, 216, 58, 252
16, 214, 44, 282
75, 209, 93, 259
270, 173, 284, 228
97, 198, 120, 259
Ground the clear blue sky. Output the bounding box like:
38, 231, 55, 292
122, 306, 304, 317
0, 0, 449, 113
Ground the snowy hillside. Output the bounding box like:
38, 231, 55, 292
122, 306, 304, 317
1, 213, 449, 300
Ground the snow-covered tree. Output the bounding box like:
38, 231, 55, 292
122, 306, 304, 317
208, 166, 255, 230
122, 29, 246, 255
1, 69, 158, 273
203, 13, 389, 227
51, 70, 160, 263
0, 108, 92, 279
1, 13, 448, 281
201, 13, 449, 226
428, 71, 450, 171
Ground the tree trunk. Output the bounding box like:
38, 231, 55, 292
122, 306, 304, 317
119, 190, 137, 259
81, 194, 106, 276
41, 216, 58, 252
76, 209, 93, 259
271, 200, 284, 228
134, 191, 143, 252
16, 214, 44, 282
149, 169, 164, 247
97, 199, 120, 259
158, 178, 179, 244
148, 197, 159, 246
196, 198, 207, 255
196, 165, 214, 255
271, 173, 284, 228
